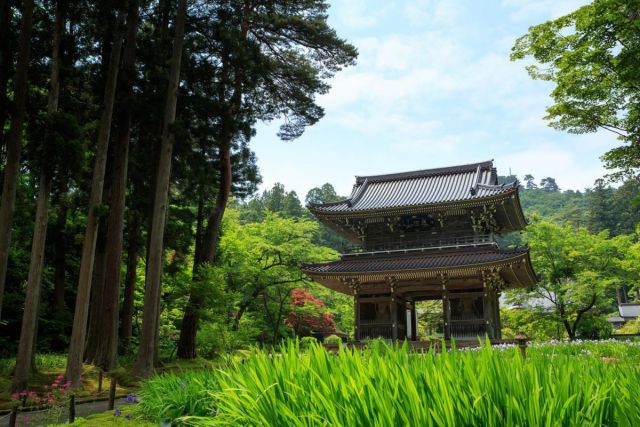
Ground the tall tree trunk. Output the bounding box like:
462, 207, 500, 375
53, 184, 68, 314
176, 140, 232, 359
0, 0, 34, 321
11, 0, 64, 391
135, 0, 187, 378
120, 215, 140, 352
83, 218, 107, 363
93, 0, 139, 370
66, 8, 126, 387
0, 0, 12, 145
176, 1, 250, 358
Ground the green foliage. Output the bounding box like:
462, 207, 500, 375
506, 220, 627, 339
511, 0, 640, 180
323, 335, 341, 345
500, 308, 564, 341
575, 314, 613, 339
300, 336, 318, 349
139, 340, 640, 426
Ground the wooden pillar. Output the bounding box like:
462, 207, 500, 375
387, 277, 398, 341
390, 293, 398, 341
411, 303, 417, 341
354, 294, 361, 341
494, 292, 502, 339
443, 291, 451, 340
483, 289, 494, 339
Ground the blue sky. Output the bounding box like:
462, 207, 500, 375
251, 0, 619, 200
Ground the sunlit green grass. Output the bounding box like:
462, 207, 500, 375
139, 340, 640, 426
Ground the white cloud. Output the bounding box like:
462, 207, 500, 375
501, 0, 590, 22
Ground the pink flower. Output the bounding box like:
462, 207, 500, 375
19, 390, 27, 396
11, 393, 19, 399
56, 374, 65, 380
28, 391, 37, 398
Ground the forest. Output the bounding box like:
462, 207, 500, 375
0, 0, 358, 393
1, 0, 640, 423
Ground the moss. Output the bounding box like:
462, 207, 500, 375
47, 406, 155, 427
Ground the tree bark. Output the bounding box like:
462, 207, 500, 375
120, 215, 140, 352
11, 0, 63, 391
83, 218, 107, 363
0, 0, 34, 321
53, 184, 69, 314
66, 8, 126, 387
91, 0, 139, 371
135, 0, 187, 378
0, 0, 12, 145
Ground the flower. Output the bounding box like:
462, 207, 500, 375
125, 414, 133, 420
19, 390, 27, 397
180, 382, 186, 390
124, 395, 139, 403
113, 408, 122, 416
11, 393, 19, 400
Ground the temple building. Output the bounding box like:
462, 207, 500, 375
302, 160, 536, 341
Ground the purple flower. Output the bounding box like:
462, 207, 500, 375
180, 382, 186, 390
124, 395, 139, 403
113, 408, 122, 416
125, 414, 133, 420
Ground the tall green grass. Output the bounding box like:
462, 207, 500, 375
139, 341, 640, 426
0, 353, 67, 376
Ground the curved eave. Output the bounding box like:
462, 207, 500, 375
311, 187, 527, 234
303, 250, 537, 295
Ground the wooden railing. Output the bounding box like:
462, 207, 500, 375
450, 321, 487, 340
360, 324, 393, 339
343, 234, 496, 257
323, 338, 529, 356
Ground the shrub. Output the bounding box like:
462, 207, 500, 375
323, 335, 342, 345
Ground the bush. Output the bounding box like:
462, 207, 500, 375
324, 335, 342, 345
576, 314, 613, 339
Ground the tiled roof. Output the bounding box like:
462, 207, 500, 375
619, 303, 640, 318
302, 246, 529, 275
309, 160, 517, 213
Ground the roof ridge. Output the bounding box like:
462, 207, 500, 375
354, 160, 494, 184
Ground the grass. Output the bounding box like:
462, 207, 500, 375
139, 340, 640, 426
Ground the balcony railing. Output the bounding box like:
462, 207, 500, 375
360, 324, 393, 339
343, 234, 496, 258
450, 320, 488, 340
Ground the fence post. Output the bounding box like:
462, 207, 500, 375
108, 377, 117, 410
69, 394, 76, 423
9, 405, 17, 427
98, 369, 103, 394
515, 334, 528, 359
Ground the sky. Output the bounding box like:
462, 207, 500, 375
250, 0, 619, 200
